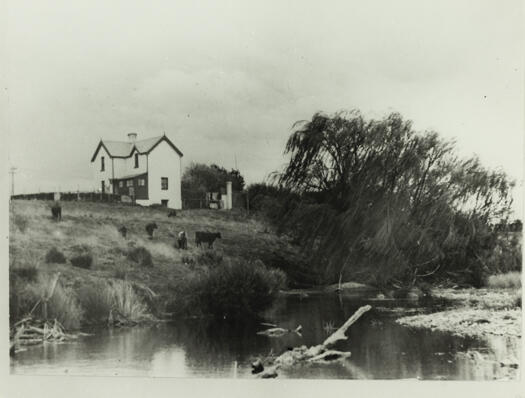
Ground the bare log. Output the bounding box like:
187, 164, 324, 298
322, 305, 371, 347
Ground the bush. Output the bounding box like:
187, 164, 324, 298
196, 250, 223, 266
127, 247, 153, 267
11, 275, 83, 330
514, 293, 522, 308
9, 278, 40, 323
171, 260, 286, 319
77, 280, 113, 324
12, 213, 29, 233
108, 280, 150, 321
71, 254, 93, 269
77, 279, 151, 324
46, 283, 83, 330
45, 247, 66, 264
486, 272, 522, 289
11, 264, 39, 282
114, 267, 127, 279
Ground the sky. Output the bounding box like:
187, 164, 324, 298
5, 0, 524, 216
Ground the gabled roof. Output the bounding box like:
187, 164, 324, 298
91, 135, 183, 162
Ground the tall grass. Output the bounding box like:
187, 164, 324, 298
108, 280, 150, 321
486, 272, 522, 289
10, 273, 83, 330
77, 279, 150, 324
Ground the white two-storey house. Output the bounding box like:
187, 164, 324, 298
90, 133, 183, 209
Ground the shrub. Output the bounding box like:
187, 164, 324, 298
9, 278, 40, 323
77, 280, 113, 324
71, 254, 93, 269
108, 280, 150, 321
114, 267, 127, 280
171, 260, 286, 319
45, 247, 66, 264
12, 213, 29, 233
486, 272, 522, 289
11, 264, 39, 282
196, 250, 223, 266
514, 292, 522, 308
46, 283, 83, 330
12, 275, 84, 330
127, 247, 153, 267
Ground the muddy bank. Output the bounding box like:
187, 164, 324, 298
396, 288, 522, 338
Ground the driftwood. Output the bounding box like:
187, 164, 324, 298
257, 325, 302, 338
257, 304, 372, 378
9, 317, 89, 356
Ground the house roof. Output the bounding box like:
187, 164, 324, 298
91, 135, 183, 162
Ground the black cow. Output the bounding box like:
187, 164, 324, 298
145, 222, 158, 239
195, 231, 222, 248
51, 202, 62, 221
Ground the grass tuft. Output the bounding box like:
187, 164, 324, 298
45, 247, 66, 264
71, 254, 93, 269
127, 246, 153, 267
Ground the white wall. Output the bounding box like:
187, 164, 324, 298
146, 140, 182, 209
92, 145, 114, 192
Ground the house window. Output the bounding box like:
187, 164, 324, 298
161, 177, 168, 190
126, 180, 134, 187
134, 153, 139, 168
101, 180, 105, 193
119, 181, 123, 188
101, 156, 105, 171
138, 178, 145, 186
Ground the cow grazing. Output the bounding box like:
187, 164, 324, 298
145, 222, 158, 239
177, 231, 188, 249
195, 231, 222, 248
168, 210, 177, 217
118, 226, 128, 238
51, 202, 62, 221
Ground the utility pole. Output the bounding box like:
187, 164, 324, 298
9, 167, 17, 197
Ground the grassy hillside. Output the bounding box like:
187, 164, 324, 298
9, 200, 306, 327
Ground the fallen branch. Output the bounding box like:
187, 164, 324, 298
322, 305, 371, 347
257, 304, 372, 378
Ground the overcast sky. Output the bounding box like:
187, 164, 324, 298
5, 0, 523, 215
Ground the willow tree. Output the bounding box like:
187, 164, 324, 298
277, 110, 516, 287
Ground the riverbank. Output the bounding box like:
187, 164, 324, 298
9, 200, 304, 330
396, 287, 522, 338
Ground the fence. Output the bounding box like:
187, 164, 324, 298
181, 189, 248, 210
11, 192, 121, 202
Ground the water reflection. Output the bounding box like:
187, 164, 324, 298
11, 294, 521, 379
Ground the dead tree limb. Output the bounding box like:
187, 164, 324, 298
322, 305, 371, 347
257, 304, 372, 378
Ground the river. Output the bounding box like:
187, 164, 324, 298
10, 291, 520, 379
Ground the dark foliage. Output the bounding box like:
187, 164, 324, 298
169, 260, 285, 319
127, 246, 153, 267
196, 250, 223, 266
271, 110, 518, 288
45, 247, 66, 264
11, 266, 39, 282
71, 254, 93, 269
182, 162, 245, 193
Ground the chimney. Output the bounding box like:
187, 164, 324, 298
128, 133, 137, 142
